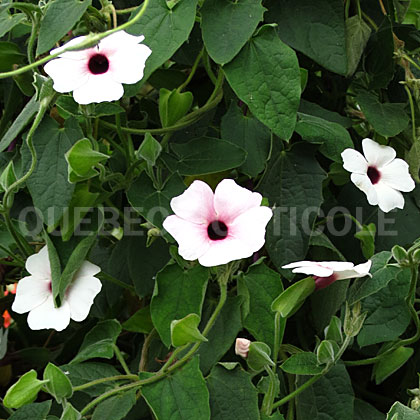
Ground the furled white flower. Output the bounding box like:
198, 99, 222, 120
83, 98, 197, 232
235, 338, 251, 358
163, 179, 273, 267
44, 30, 152, 104
341, 138, 415, 213
12, 247, 102, 331
282, 260, 372, 290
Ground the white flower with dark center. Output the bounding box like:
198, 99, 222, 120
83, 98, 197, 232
282, 260, 372, 290
162, 179, 273, 267
44, 30, 152, 104
341, 138, 415, 213
12, 247, 101, 331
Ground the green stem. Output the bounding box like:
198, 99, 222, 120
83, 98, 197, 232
355, 0, 362, 18
3, 2, 41, 13
404, 85, 417, 144
362, 11, 379, 31
26, 12, 39, 65
115, 6, 138, 14
0, 0, 150, 79
97, 272, 136, 293
261, 366, 278, 416
178, 48, 204, 92
2, 212, 32, 258
202, 48, 217, 84
73, 375, 139, 392
113, 344, 132, 375
273, 312, 284, 368
272, 374, 323, 409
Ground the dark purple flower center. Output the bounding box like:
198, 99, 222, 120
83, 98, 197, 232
207, 221, 228, 241
88, 54, 109, 75
367, 166, 381, 185
314, 274, 337, 290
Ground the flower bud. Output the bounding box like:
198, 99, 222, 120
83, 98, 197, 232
392, 245, 409, 266
235, 338, 251, 358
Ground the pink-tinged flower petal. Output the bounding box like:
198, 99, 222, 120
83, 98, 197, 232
319, 261, 355, 271
214, 179, 263, 223
350, 173, 378, 205
50, 35, 90, 60
362, 138, 396, 168
235, 338, 251, 358
229, 206, 273, 252
354, 260, 372, 276
170, 180, 216, 224
374, 182, 405, 213
335, 260, 372, 280
75, 261, 101, 278
108, 43, 152, 84
341, 149, 368, 174
44, 58, 89, 93
27, 296, 71, 331
11, 276, 50, 314
163, 215, 210, 261
25, 246, 51, 278
66, 275, 102, 322
198, 237, 251, 267
99, 31, 145, 52
380, 159, 415, 192
282, 261, 319, 269
289, 265, 333, 277
72, 74, 124, 104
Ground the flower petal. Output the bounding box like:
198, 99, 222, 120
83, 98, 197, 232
341, 149, 368, 174
66, 275, 102, 322
169, 180, 216, 224
214, 179, 263, 223
50, 35, 91, 60
290, 265, 334, 277
319, 261, 355, 271
72, 74, 124, 104
108, 43, 152, 84
44, 57, 89, 93
163, 215, 210, 261
374, 182, 405, 213
25, 246, 51, 278
380, 159, 415, 192
198, 237, 252, 267
27, 296, 71, 331
335, 260, 372, 280
350, 173, 378, 205
98, 31, 145, 52
75, 261, 101, 278
11, 276, 50, 314
362, 138, 396, 168
282, 261, 319, 269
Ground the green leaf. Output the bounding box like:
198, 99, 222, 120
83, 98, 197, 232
159, 88, 193, 127
356, 91, 409, 137
201, 0, 265, 65
71, 319, 122, 364
316, 340, 337, 365
94, 103, 124, 117
60, 403, 81, 420
296, 364, 354, 420
259, 143, 327, 272
36, 0, 92, 55
357, 268, 411, 347
271, 277, 315, 318
151, 264, 209, 347
354, 399, 385, 420
354, 223, 376, 259
281, 352, 324, 375
197, 295, 243, 375
373, 346, 414, 384
92, 390, 136, 420
406, 140, 420, 183
4, 370, 49, 409
127, 0, 199, 85
165, 137, 247, 175
0, 10, 26, 38
247, 341, 274, 371
345, 15, 372, 77
324, 316, 343, 344
223, 25, 301, 140
171, 313, 207, 347
136, 133, 162, 166
65, 138, 109, 183
141, 356, 210, 420
21, 116, 83, 229
8, 401, 52, 420
242, 262, 284, 350
207, 364, 260, 420
265, 0, 347, 74
348, 251, 396, 304
59, 362, 122, 397
0, 93, 39, 153
122, 306, 154, 334
43, 363, 73, 403
221, 101, 271, 177
0, 160, 16, 191
387, 402, 420, 420
127, 171, 185, 229
295, 113, 353, 162
0, 41, 25, 72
